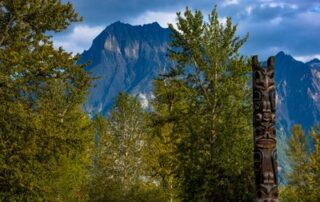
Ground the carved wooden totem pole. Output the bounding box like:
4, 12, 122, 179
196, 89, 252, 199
252, 56, 278, 202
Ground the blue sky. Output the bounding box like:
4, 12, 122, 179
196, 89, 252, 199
53, 0, 320, 62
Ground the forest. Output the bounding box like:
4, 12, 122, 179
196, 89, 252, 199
0, 1, 319, 201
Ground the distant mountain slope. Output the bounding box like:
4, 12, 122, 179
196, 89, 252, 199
79, 21, 171, 114
274, 52, 320, 183
276, 51, 320, 133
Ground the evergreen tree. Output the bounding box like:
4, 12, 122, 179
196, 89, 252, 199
280, 125, 320, 201
151, 79, 186, 201
0, 1, 92, 200
286, 125, 310, 190
309, 127, 320, 201
152, 6, 254, 201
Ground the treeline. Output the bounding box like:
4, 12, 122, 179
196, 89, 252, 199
0, 1, 319, 202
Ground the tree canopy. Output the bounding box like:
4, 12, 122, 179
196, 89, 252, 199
0, 1, 92, 201
151, 6, 254, 201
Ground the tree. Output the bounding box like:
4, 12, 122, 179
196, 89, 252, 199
309, 127, 320, 201
280, 125, 320, 201
0, 1, 92, 200
152, 6, 254, 201
108, 93, 147, 188
87, 93, 169, 201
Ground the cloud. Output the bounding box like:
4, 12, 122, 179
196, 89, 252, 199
129, 11, 177, 28
66, 0, 187, 26
269, 16, 282, 25
245, 6, 253, 15
294, 54, 320, 63
222, 0, 240, 7
228, 0, 320, 60
53, 25, 104, 54
260, 2, 298, 9
309, 6, 320, 13
55, 0, 319, 59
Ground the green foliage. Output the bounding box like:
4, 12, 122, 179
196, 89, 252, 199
152, 6, 254, 202
86, 93, 170, 201
107, 93, 147, 187
87, 178, 169, 202
0, 1, 93, 201
280, 125, 320, 201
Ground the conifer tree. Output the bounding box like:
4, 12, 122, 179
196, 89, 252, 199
0, 1, 92, 200
286, 125, 310, 188
152, 6, 254, 201
280, 125, 320, 201
309, 127, 320, 201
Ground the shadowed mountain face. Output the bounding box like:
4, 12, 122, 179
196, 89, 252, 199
79, 22, 320, 182
274, 52, 320, 182
275, 52, 320, 133
79, 22, 171, 114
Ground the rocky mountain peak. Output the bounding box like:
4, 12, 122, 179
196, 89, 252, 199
79, 22, 171, 114
306, 58, 320, 68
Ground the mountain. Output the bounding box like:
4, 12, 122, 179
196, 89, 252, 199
79, 22, 320, 183
276, 51, 320, 132
79, 21, 171, 114
80, 22, 319, 129
274, 52, 320, 183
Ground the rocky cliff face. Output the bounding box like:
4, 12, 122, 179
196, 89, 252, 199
275, 52, 320, 183
276, 52, 320, 133
79, 21, 171, 114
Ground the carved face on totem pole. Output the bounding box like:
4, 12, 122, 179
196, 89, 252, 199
252, 56, 278, 202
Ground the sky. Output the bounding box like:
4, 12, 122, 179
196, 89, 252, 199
53, 0, 320, 62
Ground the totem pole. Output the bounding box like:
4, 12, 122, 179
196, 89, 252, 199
252, 56, 278, 202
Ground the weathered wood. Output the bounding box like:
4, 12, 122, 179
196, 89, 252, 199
252, 56, 278, 202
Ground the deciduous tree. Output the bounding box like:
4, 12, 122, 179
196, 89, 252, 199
152, 6, 254, 201
87, 93, 169, 201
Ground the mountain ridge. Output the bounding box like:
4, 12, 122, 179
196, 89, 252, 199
79, 21, 171, 114
79, 21, 320, 124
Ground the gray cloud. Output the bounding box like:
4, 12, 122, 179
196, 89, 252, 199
64, 0, 190, 25
229, 0, 320, 60
57, 0, 320, 61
